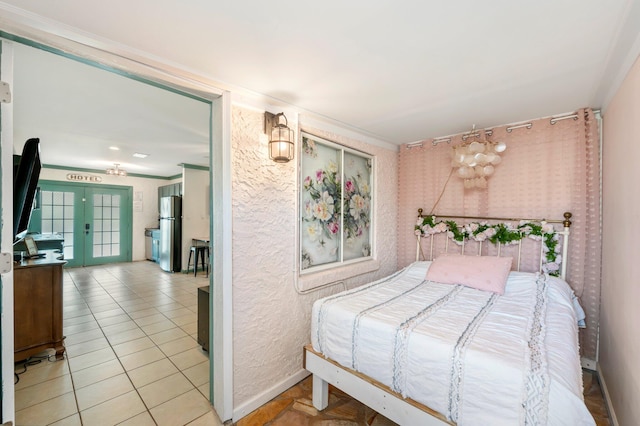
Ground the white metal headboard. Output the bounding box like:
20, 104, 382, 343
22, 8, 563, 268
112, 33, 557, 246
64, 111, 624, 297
415, 210, 573, 280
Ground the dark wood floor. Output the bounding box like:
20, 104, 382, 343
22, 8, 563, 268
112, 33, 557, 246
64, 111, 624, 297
583, 370, 611, 426
237, 369, 610, 425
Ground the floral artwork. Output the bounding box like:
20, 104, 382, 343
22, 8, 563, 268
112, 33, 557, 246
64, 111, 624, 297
342, 152, 372, 260
300, 134, 373, 271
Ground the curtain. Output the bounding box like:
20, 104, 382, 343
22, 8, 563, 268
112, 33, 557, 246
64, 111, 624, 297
397, 108, 601, 360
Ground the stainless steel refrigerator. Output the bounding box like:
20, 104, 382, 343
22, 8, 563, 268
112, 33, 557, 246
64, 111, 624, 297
159, 196, 182, 272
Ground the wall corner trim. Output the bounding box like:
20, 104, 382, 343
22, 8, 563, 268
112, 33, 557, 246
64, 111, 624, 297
596, 362, 620, 426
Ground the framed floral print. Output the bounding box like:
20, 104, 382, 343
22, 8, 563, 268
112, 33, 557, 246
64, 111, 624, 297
300, 132, 373, 273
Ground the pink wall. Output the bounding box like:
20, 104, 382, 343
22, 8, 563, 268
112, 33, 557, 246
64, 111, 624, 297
600, 56, 640, 425
397, 110, 601, 360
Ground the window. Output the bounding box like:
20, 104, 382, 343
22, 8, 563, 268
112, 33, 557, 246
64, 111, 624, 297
300, 132, 373, 273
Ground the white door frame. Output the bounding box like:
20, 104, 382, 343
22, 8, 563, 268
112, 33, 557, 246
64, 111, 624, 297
0, 15, 234, 424
1, 38, 16, 421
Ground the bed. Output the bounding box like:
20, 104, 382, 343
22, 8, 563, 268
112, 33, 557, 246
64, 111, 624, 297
304, 211, 595, 425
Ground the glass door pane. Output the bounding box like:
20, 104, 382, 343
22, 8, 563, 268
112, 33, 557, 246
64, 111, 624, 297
38, 183, 86, 268
40, 189, 76, 260
91, 193, 121, 258
84, 187, 130, 265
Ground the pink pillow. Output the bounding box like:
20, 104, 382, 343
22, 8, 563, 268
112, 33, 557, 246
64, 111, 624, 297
426, 254, 513, 294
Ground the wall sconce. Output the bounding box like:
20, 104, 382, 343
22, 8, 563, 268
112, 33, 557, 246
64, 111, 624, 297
451, 125, 505, 189
106, 163, 127, 177
265, 112, 294, 163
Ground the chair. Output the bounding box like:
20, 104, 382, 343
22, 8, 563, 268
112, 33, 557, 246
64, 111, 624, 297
187, 242, 209, 277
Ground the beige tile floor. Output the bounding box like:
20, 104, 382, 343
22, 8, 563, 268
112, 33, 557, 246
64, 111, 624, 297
14, 261, 222, 426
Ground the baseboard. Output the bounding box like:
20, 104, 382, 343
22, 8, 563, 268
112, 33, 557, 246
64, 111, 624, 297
232, 368, 310, 422
596, 362, 619, 426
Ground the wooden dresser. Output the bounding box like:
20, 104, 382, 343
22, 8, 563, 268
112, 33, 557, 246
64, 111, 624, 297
14, 250, 66, 362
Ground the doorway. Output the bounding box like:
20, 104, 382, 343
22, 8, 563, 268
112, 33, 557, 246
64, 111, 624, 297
34, 181, 133, 267
0, 30, 233, 420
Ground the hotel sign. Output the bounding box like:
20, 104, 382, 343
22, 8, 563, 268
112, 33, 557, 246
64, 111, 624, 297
66, 173, 102, 183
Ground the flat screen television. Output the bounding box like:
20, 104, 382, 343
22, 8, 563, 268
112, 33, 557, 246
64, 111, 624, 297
13, 138, 41, 243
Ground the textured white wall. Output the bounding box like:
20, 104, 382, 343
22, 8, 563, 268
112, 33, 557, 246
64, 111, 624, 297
230, 106, 398, 415
39, 167, 164, 261
600, 56, 640, 425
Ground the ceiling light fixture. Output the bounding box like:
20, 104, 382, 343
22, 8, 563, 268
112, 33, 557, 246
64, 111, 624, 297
265, 112, 294, 163
133, 153, 149, 158
451, 125, 506, 190
106, 163, 127, 177
109, 146, 120, 151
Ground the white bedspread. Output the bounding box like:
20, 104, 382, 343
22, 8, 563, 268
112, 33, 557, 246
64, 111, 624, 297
311, 261, 595, 425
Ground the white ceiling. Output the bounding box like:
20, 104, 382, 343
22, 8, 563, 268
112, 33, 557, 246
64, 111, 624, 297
12, 43, 211, 177
3, 1, 640, 176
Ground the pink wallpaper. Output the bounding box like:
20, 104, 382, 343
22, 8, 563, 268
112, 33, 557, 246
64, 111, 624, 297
397, 108, 601, 359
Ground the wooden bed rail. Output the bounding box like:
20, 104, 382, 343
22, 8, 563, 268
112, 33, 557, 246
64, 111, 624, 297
304, 345, 453, 425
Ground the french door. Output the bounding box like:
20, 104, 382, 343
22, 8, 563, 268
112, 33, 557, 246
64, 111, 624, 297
36, 180, 132, 267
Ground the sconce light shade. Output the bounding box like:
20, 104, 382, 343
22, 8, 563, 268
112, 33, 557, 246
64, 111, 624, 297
266, 112, 294, 163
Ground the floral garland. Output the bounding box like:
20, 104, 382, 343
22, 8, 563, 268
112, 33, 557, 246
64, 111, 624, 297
414, 216, 562, 276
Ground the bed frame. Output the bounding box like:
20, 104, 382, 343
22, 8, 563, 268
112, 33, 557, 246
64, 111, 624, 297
415, 210, 573, 280
304, 211, 573, 425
